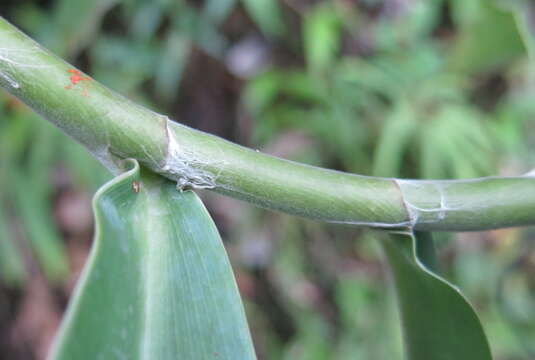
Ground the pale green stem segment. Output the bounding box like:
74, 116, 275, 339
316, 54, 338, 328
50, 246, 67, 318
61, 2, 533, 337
1, 17, 535, 232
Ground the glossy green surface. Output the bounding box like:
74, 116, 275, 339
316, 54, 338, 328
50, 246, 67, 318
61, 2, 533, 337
382, 231, 492, 360
49, 160, 256, 359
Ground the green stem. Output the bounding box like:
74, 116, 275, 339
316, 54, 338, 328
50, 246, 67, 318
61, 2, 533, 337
1, 17, 535, 232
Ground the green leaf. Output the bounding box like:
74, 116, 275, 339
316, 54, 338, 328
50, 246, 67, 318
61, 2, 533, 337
303, 4, 341, 73
417, 105, 495, 179
11, 171, 68, 282
506, 0, 535, 58
494, 231, 535, 357
129, 3, 165, 41
449, 0, 525, 73
0, 204, 26, 286
241, 0, 285, 37
243, 70, 283, 115
50, 160, 256, 359
90, 35, 159, 93
381, 231, 492, 360
154, 28, 190, 104
372, 101, 416, 177
203, 0, 237, 25
46, 0, 119, 56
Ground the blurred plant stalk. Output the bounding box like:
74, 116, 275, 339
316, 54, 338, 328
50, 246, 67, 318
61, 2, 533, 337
1, 16, 535, 232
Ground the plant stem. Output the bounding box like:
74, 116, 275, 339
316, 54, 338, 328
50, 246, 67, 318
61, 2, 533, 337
1, 17, 535, 232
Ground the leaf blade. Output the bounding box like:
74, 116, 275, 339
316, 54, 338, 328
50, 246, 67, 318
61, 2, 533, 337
50, 160, 256, 360
381, 231, 492, 360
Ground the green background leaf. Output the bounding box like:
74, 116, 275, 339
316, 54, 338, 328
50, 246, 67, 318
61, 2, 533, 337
241, 0, 285, 37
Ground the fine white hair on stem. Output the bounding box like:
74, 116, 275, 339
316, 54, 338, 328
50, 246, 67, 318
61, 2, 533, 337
396, 180, 463, 228
162, 119, 219, 190
0, 43, 51, 89
0, 70, 18, 88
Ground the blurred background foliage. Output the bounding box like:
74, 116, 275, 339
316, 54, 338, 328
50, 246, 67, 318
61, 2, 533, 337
1, 0, 535, 359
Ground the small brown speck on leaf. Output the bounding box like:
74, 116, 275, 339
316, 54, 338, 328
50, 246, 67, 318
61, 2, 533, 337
132, 181, 140, 193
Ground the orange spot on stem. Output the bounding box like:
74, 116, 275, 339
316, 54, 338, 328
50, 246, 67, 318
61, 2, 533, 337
65, 69, 91, 96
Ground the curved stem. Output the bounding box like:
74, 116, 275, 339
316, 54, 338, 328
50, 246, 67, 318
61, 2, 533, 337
1, 17, 535, 232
